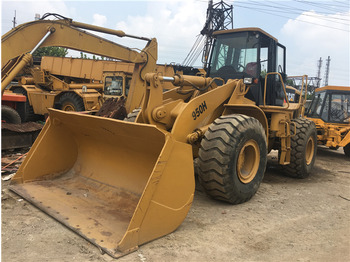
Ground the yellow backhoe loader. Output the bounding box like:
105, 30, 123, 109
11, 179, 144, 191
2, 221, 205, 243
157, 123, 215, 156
306, 86, 350, 156
5, 16, 317, 258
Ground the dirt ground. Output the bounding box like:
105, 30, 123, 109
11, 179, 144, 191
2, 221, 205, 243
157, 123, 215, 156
1, 146, 349, 262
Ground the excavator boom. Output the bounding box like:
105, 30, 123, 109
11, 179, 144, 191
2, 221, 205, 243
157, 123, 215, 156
1, 14, 157, 111
1, 18, 150, 67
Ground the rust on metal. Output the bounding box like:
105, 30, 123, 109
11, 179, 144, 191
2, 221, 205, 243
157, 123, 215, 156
95, 97, 127, 120
1, 122, 43, 150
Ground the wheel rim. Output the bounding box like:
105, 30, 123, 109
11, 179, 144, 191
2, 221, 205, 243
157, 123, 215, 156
305, 136, 315, 165
62, 103, 76, 111
237, 139, 260, 184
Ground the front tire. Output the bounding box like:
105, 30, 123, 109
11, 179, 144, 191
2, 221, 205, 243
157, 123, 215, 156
58, 93, 85, 112
11, 87, 35, 122
197, 115, 267, 204
284, 118, 317, 178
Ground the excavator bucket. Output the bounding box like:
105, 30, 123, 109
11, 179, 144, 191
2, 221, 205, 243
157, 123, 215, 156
9, 109, 195, 258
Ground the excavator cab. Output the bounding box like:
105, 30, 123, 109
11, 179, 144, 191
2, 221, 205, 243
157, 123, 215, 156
103, 71, 132, 98
208, 28, 287, 106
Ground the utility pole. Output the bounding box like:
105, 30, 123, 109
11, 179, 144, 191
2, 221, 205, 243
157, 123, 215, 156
323, 56, 331, 86
12, 10, 17, 28
316, 57, 322, 88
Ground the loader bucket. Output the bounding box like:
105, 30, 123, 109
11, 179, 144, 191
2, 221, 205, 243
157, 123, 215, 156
9, 109, 195, 258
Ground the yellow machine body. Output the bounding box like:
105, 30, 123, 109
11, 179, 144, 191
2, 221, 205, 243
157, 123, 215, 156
40, 56, 135, 82
312, 118, 350, 147
6, 20, 318, 258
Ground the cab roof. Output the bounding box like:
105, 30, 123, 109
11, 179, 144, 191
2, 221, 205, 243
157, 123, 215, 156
213, 27, 278, 42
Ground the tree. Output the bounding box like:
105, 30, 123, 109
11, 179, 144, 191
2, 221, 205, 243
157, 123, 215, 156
32, 46, 68, 57
79, 52, 105, 60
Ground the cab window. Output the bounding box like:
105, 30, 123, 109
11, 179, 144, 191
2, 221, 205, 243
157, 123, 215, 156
209, 32, 259, 81
125, 77, 131, 97
104, 76, 123, 96
329, 93, 350, 123
307, 91, 326, 118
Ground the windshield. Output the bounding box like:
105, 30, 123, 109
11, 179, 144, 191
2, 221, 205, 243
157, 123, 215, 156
104, 76, 123, 96
328, 93, 350, 123
307, 91, 326, 118
209, 32, 259, 81
307, 91, 350, 123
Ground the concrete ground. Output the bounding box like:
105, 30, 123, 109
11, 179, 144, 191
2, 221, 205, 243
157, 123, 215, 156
2, 146, 349, 262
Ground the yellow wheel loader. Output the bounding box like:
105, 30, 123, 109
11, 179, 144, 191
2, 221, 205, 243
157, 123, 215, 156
306, 86, 350, 156
5, 17, 317, 258
10, 56, 136, 121
7, 56, 175, 122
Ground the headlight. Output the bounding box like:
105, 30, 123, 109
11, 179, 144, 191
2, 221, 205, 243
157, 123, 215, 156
243, 78, 253, 84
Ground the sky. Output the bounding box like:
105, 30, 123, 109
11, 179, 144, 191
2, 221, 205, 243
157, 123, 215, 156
1, 0, 349, 86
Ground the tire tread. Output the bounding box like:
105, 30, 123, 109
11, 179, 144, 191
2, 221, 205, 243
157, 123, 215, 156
198, 114, 267, 204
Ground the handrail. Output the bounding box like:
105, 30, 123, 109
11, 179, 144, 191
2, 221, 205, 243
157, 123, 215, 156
288, 75, 308, 106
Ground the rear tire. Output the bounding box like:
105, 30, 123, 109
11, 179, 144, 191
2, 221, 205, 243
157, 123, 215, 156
58, 93, 85, 112
197, 115, 267, 204
344, 144, 350, 157
11, 87, 35, 122
1, 105, 21, 124
284, 118, 317, 178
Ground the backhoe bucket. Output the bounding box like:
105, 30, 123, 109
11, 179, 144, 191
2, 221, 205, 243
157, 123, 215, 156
9, 109, 195, 258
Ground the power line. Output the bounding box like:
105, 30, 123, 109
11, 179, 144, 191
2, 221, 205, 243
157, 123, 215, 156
183, 34, 205, 66
333, 0, 350, 7
230, 1, 349, 32
237, 1, 350, 26
250, 0, 347, 15
294, 0, 349, 13
258, 0, 350, 23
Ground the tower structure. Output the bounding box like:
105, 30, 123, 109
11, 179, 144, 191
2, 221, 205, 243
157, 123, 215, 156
316, 57, 322, 88
201, 0, 233, 69
12, 10, 17, 28
182, 0, 233, 68
323, 56, 331, 86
